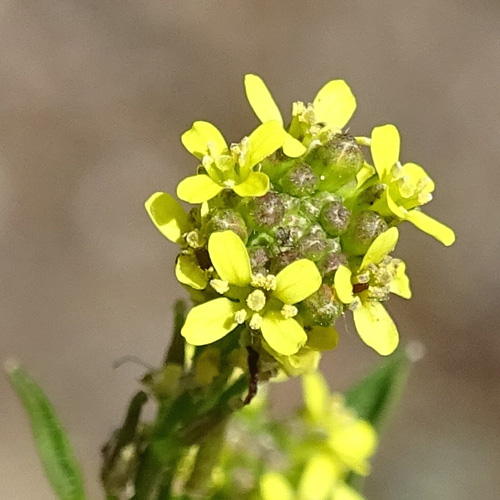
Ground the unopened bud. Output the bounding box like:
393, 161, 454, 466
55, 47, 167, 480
270, 249, 304, 274
246, 192, 285, 231
280, 163, 318, 197
207, 209, 248, 243
247, 246, 271, 274
341, 211, 388, 255
320, 201, 351, 236
306, 134, 363, 191
302, 284, 342, 326
318, 252, 348, 280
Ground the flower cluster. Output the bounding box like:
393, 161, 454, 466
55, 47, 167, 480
211, 372, 376, 500
146, 74, 454, 374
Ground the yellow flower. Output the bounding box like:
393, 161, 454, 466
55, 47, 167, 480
177, 120, 285, 203
181, 231, 322, 355
244, 74, 357, 158
302, 372, 377, 477
368, 124, 455, 246
334, 227, 411, 355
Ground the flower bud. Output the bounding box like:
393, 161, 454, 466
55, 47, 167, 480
247, 246, 271, 274
300, 191, 340, 220
320, 201, 352, 236
272, 213, 311, 247
341, 210, 388, 255
270, 249, 304, 274
298, 226, 328, 261
246, 192, 285, 231
280, 163, 318, 197
318, 252, 348, 280
302, 284, 342, 326
306, 134, 364, 191
206, 209, 248, 242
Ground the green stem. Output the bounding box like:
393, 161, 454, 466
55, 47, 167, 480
164, 300, 187, 366
185, 419, 228, 498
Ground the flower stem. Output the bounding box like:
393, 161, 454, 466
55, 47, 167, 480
185, 418, 228, 498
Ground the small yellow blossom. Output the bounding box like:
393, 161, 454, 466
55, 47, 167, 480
245, 74, 356, 158
334, 227, 411, 355
176, 120, 285, 203
367, 124, 455, 246
181, 231, 322, 355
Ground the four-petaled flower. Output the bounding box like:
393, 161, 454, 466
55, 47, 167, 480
181, 231, 322, 355
244, 74, 357, 158
334, 227, 411, 355
368, 124, 455, 246
177, 120, 285, 203
259, 372, 376, 500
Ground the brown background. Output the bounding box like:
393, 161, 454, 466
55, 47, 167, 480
1, 1, 499, 499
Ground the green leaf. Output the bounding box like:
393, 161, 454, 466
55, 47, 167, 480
5, 362, 87, 500
344, 353, 410, 492
344, 352, 410, 431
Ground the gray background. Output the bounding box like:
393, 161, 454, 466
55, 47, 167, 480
1, 1, 499, 499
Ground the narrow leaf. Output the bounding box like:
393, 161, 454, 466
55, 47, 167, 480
5, 362, 87, 500
344, 352, 409, 430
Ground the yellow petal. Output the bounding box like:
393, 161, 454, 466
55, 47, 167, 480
283, 133, 307, 158
260, 472, 294, 500
233, 171, 269, 197
313, 79, 356, 130
302, 372, 331, 421
144, 192, 189, 243
390, 261, 412, 299
244, 74, 283, 125
332, 484, 366, 500
399, 162, 435, 196
274, 259, 322, 304
371, 124, 400, 179
306, 325, 339, 351
331, 420, 377, 475
261, 312, 307, 355
181, 121, 227, 159
278, 349, 321, 377
175, 255, 208, 290
406, 210, 456, 246
181, 298, 239, 345
334, 265, 354, 304
176, 174, 223, 203
245, 121, 285, 169
356, 162, 376, 188
208, 231, 252, 286
361, 227, 399, 269
298, 453, 337, 500
353, 301, 399, 356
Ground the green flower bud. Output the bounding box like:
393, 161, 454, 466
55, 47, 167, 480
298, 226, 328, 260
247, 246, 271, 274
319, 201, 352, 236
246, 192, 285, 231
272, 213, 311, 247
207, 209, 248, 242
280, 163, 318, 197
300, 192, 340, 220
302, 284, 343, 327
306, 134, 364, 191
278, 193, 302, 213
318, 252, 348, 280
357, 183, 385, 207
270, 249, 304, 274
341, 210, 388, 256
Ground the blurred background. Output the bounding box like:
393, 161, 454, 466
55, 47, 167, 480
1, 1, 499, 498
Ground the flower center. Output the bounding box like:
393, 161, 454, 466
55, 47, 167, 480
246, 289, 266, 312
